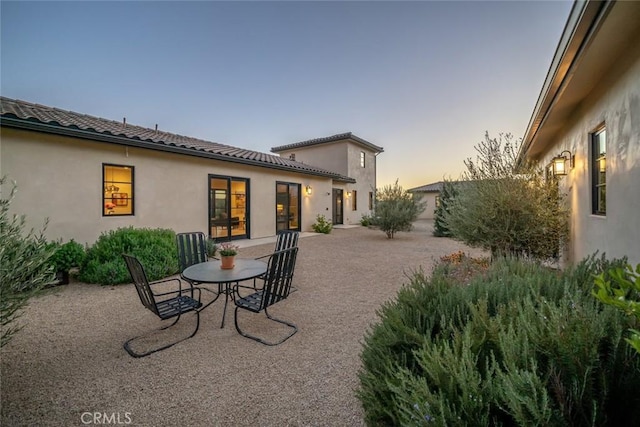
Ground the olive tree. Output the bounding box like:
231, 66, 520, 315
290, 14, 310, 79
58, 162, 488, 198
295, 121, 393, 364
443, 132, 569, 260
374, 180, 425, 239
1, 177, 55, 347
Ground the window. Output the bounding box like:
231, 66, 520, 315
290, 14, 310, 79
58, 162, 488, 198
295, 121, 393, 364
360, 151, 365, 168
592, 127, 606, 215
369, 191, 374, 210
352, 190, 357, 211
103, 164, 134, 216
289, 153, 296, 161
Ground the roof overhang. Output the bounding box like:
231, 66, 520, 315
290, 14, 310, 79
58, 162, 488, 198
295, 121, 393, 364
518, 0, 640, 164
1, 117, 349, 180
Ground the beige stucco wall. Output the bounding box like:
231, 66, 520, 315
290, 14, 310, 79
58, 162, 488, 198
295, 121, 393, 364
414, 192, 438, 220
277, 140, 379, 224
0, 128, 333, 245
535, 39, 640, 266
277, 143, 348, 176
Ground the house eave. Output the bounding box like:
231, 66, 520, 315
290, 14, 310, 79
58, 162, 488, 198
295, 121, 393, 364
0, 117, 347, 180
517, 0, 613, 165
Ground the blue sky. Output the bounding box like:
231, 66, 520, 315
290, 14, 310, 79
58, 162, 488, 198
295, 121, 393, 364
1, 1, 574, 188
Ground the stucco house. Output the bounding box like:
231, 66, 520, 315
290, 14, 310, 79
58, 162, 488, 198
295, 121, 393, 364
407, 181, 444, 220
0, 97, 382, 246
271, 133, 383, 226
518, 0, 640, 265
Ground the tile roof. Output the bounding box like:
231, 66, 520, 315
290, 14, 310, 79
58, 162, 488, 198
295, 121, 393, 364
407, 181, 444, 193
0, 97, 355, 182
271, 132, 384, 153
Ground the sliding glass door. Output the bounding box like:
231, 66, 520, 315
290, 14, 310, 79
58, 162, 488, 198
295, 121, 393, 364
209, 175, 249, 240
276, 182, 301, 233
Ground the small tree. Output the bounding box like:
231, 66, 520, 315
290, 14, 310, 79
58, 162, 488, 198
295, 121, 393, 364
0, 177, 56, 347
443, 132, 569, 260
373, 180, 425, 239
433, 180, 458, 237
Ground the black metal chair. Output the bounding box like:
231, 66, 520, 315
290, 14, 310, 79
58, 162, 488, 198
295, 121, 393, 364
254, 231, 299, 289
122, 254, 203, 358
232, 247, 299, 346
269, 231, 299, 254
176, 232, 222, 304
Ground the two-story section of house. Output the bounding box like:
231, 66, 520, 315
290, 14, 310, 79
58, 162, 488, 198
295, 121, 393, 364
271, 132, 384, 225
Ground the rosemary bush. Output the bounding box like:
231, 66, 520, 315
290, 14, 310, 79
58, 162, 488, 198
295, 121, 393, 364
358, 254, 639, 426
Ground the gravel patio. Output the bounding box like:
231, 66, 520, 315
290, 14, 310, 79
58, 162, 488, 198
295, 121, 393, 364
1, 222, 485, 426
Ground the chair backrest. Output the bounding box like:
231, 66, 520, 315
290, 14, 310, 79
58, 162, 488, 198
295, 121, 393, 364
176, 232, 208, 273
122, 254, 160, 317
274, 231, 299, 252
260, 247, 298, 311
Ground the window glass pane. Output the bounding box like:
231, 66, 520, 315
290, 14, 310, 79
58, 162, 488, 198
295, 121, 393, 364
103, 164, 133, 216
592, 127, 606, 215
289, 184, 299, 229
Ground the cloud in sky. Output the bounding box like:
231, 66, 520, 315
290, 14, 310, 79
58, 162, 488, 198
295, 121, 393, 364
1, 0, 574, 188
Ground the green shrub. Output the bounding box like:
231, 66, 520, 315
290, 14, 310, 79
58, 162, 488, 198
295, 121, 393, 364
311, 214, 333, 234
593, 262, 640, 354
206, 237, 218, 258
360, 213, 376, 227
374, 180, 425, 239
358, 254, 640, 426
1, 177, 56, 347
79, 227, 178, 285
48, 239, 86, 272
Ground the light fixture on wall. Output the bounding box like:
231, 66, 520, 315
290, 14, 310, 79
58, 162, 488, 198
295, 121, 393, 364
346, 191, 352, 197
305, 185, 312, 196
551, 150, 573, 176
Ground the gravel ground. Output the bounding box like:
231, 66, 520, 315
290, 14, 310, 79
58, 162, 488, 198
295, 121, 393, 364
1, 222, 486, 427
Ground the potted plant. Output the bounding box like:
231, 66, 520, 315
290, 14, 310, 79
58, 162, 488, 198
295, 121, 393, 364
218, 242, 239, 269
49, 239, 86, 285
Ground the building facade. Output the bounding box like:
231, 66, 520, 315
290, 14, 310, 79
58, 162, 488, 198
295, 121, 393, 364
518, 0, 640, 265
272, 133, 383, 226
0, 98, 382, 245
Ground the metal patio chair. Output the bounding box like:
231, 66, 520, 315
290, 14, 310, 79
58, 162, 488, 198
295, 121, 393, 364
176, 231, 222, 304
232, 246, 299, 345
122, 254, 203, 358
254, 231, 299, 289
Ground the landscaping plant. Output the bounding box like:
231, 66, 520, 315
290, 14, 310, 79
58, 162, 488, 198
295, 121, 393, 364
311, 214, 333, 234
373, 179, 425, 239
432, 180, 458, 237
593, 262, 640, 354
442, 132, 569, 260
358, 253, 640, 426
48, 239, 86, 273
79, 227, 178, 285
0, 177, 56, 347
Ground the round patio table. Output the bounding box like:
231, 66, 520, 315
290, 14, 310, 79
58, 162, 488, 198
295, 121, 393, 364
182, 259, 267, 328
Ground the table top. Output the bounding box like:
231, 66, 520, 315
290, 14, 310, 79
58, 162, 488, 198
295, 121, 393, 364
182, 258, 267, 284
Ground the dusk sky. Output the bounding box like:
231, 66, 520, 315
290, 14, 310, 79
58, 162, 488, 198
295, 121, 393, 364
1, 1, 574, 188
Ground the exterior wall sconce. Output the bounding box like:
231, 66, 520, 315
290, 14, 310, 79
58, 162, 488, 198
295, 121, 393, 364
551, 150, 574, 176
346, 191, 351, 197
305, 185, 312, 196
